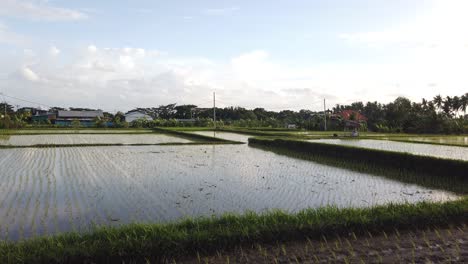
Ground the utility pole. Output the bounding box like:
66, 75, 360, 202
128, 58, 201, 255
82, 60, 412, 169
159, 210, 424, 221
213, 92, 216, 130
323, 98, 327, 131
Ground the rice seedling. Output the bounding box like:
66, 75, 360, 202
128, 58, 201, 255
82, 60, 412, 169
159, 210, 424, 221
0, 197, 465, 262
248, 138, 468, 194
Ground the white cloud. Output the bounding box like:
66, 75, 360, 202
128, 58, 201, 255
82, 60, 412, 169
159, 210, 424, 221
2, 41, 467, 112
340, 0, 468, 49
202, 7, 239, 16
20, 66, 39, 81
0, 22, 27, 45
0, 0, 87, 21
87, 45, 97, 53
49, 46, 60, 56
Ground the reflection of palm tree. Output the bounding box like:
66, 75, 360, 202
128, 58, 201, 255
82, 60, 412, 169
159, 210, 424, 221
433, 95, 443, 111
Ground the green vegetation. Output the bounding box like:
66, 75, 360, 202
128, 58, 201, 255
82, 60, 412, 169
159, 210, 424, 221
249, 138, 468, 194
3, 93, 467, 133
0, 198, 466, 263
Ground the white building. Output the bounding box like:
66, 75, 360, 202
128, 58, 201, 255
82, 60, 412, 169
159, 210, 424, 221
124, 111, 153, 123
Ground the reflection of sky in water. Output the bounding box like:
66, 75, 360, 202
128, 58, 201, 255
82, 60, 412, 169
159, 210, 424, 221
0, 145, 459, 241
189, 131, 251, 143
308, 139, 468, 161
0, 134, 191, 145
402, 136, 468, 146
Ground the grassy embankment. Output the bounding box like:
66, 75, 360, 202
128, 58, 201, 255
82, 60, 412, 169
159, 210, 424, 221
0, 198, 466, 263
248, 138, 468, 194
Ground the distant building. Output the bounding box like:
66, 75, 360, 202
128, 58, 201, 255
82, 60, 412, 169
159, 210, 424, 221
31, 113, 56, 123
124, 110, 153, 123
17, 107, 48, 116
55, 110, 104, 127
331, 110, 368, 136
337, 110, 368, 122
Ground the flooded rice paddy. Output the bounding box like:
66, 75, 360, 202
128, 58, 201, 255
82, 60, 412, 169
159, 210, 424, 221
0, 129, 153, 134
0, 143, 458, 241
308, 139, 468, 161
390, 136, 468, 146
189, 131, 252, 142
0, 134, 192, 146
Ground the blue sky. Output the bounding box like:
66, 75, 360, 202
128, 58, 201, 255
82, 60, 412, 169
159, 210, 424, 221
0, 0, 467, 111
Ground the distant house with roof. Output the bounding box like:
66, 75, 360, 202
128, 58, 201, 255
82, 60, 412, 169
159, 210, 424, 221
55, 110, 104, 127
337, 110, 368, 122
17, 107, 48, 116
331, 110, 368, 135
124, 110, 153, 123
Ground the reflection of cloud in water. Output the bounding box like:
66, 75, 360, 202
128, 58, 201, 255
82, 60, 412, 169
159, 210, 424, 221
308, 139, 468, 161
0, 145, 459, 241
0, 134, 192, 146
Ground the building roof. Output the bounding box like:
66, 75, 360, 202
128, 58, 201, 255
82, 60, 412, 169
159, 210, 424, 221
125, 110, 151, 116
339, 110, 368, 121
57, 110, 103, 118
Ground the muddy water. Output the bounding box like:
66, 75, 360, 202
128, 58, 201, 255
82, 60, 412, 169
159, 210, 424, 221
308, 139, 468, 161
0, 144, 458, 241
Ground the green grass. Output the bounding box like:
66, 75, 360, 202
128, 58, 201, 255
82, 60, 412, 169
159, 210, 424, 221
0, 198, 466, 263
249, 138, 468, 194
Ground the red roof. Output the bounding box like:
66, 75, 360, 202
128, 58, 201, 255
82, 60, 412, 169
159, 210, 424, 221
339, 110, 368, 121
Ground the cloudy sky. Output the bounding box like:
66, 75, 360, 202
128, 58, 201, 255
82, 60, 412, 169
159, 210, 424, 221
0, 0, 467, 112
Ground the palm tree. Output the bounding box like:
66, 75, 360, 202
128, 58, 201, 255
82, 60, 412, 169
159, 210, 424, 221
460, 93, 467, 116
427, 101, 435, 112
442, 96, 453, 117
452, 96, 461, 116
433, 95, 443, 112
421, 98, 428, 111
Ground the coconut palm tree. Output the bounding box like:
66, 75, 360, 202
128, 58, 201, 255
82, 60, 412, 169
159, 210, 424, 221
442, 96, 453, 117
460, 93, 467, 116
452, 96, 461, 116
421, 98, 428, 112
433, 95, 443, 112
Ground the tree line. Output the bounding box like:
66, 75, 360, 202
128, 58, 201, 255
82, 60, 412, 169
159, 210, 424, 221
1, 93, 467, 133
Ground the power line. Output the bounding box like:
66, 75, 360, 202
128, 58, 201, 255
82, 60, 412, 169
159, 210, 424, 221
0, 92, 54, 108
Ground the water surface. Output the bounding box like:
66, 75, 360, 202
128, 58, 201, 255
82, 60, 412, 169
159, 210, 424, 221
190, 131, 252, 142
0, 145, 458, 240
308, 139, 468, 161
0, 134, 192, 146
